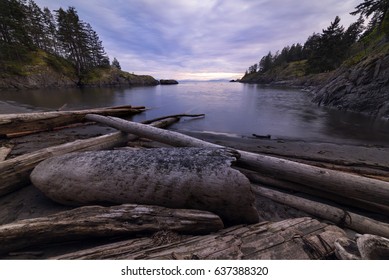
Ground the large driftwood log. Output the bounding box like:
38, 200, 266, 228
0, 105, 145, 136
241, 169, 389, 216
252, 184, 389, 239
0, 204, 223, 256
85, 114, 389, 206
0, 117, 179, 197
54, 217, 346, 260
30, 148, 259, 225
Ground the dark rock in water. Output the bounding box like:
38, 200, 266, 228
160, 79, 179, 85
30, 148, 259, 225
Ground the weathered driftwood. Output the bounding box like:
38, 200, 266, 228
0, 146, 12, 161
241, 169, 389, 216
252, 184, 389, 239
0, 204, 223, 256
0, 105, 145, 136
54, 217, 346, 260
85, 114, 389, 206
30, 148, 258, 225
142, 113, 205, 124
335, 234, 389, 260
0, 117, 179, 197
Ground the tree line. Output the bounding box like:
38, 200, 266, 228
245, 0, 389, 76
0, 0, 114, 75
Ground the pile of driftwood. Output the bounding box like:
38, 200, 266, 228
0, 105, 389, 259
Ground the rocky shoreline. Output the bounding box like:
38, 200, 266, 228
240, 44, 389, 120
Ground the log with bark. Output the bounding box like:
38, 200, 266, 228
30, 148, 259, 225
0, 105, 145, 137
0, 116, 180, 197
0, 204, 223, 256
85, 114, 389, 207
53, 217, 346, 260
251, 184, 389, 239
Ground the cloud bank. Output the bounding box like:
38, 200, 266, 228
34, 0, 362, 80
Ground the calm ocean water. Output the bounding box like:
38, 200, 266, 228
1, 82, 388, 145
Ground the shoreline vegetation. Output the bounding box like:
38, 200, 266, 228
240, 2, 389, 119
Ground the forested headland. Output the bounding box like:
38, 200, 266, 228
0, 0, 158, 89
241, 0, 389, 118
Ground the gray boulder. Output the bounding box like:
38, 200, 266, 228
30, 148, 259, 225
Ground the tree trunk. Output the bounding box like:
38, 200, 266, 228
0, 117, 179, 197
252, 184, 389, 239
53, 217, 346, 260
0, 105, 145, 136
0, 204, 223, 256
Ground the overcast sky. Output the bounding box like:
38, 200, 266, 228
33, 0, 362, 81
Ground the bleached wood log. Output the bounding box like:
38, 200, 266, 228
0, 105, 144, 136
0, 117, 179, 197
85, 114, 389, 206
0, 204, 223, 255
252, 184, 389, 239
54, 217, 346, 260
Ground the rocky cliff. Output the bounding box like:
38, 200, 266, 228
312, 45, 389, 119
0, 50, 159, 90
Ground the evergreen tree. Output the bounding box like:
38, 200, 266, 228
351, 0, 389, 30
258, 52, 273, 73
112, 57, 121, 70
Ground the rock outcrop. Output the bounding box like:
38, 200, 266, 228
312, 50, 389, 119
159, 79, 178, 85
0, 66, 77, 90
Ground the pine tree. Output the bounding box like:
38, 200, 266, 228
112, 57, 121, 70
351, 0, 389, 30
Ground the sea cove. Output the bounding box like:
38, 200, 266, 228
1, 82, 389, 146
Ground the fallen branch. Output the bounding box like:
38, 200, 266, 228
142, 113, 205, 124
85, 114, 389, 206
251, 184, 389, 239
0, 204, 223, 256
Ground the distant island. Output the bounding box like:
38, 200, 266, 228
0, 1, 159, 89
240, 1, 389, 119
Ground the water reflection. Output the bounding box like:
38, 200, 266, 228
0, 82, 388, 145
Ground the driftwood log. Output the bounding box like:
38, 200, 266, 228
54, 217, 346, 260
335, 234, 389, 260
0, 146, 12, 161
30, 148, 259, 225
0, 105, 145, 137
0, 117, 180, 197
0, 204, 223, 256
85, 114, 389, 206
251, 184, 389, 239
241, 169, 389, 216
